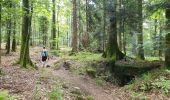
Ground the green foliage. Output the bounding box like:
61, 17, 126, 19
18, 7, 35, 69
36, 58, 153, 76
126, 68, 170, 96
131, 92, 148, 100
86, 96, 94, 100
0, 90, 17, 100
68, 52, 103, 61
95, 78, 106, 86
48, 89, 64, 100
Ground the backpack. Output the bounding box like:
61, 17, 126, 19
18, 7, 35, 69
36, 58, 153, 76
42, 50, 48, 57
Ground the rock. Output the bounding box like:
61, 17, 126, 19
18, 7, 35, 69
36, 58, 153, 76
74, 87, 80, 90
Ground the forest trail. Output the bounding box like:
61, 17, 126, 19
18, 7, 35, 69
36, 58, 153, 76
0, 47, 127, 100
32, 47, 121, 100
52, 67, 114, 100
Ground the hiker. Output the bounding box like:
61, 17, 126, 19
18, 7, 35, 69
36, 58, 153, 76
41, 46, 49, 67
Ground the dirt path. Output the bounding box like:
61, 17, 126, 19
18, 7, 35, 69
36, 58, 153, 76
31, 47, 115, 100
52, 67, 114, 100
0, 47, 128, 100
34, 48, 125, 100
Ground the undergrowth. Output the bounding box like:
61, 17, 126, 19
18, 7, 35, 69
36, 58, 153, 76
125, 67, 170, 99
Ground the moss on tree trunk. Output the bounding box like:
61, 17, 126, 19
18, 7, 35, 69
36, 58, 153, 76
105, 0, 124, 62
20, 0, 33, 68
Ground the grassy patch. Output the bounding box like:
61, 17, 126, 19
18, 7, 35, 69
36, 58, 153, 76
145, 57, 164, 61
67, 52, 104, 61
131, 92, 148, 100
0, 90, 17, 100
86, 67, 97, 78
95, 77, 106, 86
70, 65, 87, 75
126, 68, 170, 97
48, 89, 64, 100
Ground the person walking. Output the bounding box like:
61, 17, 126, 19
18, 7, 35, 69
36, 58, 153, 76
41, 46, 49, 67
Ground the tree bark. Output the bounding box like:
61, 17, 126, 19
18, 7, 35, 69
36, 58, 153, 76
12, 2, 17, 52
20, 0, 32, 68
72, 0, 78, 52
106, 0, 124, 61
103, 0, 106, 52
6, 0, 12, 54
82, 0, 90, 49
51, 0, 56, 49
137, 0, 144, 60
12, 21, 16, 52
6, 19, 12, 54
165, 8, 170, 67
56, 0, 60, 50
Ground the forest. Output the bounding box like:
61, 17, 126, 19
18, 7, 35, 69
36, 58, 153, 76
0, 0, 170, 99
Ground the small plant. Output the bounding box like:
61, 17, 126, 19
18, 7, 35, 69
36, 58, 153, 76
142, 73, 152, 81
86, 95, 93, 100
95, 78, 105, 86
132, 92, 148, 100
48, 89, 64, 100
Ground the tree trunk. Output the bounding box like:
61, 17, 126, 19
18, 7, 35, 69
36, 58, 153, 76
106, 0, 124, 61
136, 0, 144, 60
29, 2, 33, 46
6, 0, 12, 54
72, 0, 78, 52
82, 0, 90, 49
78, 0, 82, 50
158, 20, 163, 59
102, 0, 106, 53
51, 0, 56, 49
153, 19, 157, 56
12, 21, 16, 52
20, 0, 32, 68
165, 8, 170, 67
6, 20, 12, 54
56, 0, 60, 50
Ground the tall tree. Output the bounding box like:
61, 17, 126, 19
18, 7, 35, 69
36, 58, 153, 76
72, 0, 78, 52
165, 8, 170, 67
82, 0, 90, 49
56, 0, 60, 50
51, 0, 56, 49
105, 0, 124, 61
102, 0, 106, 52
6, 0, 12, 54
136, 0, 144, 60
39, 16, 49, 46
12, 1, 17, 52
20, 0, 32, 68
